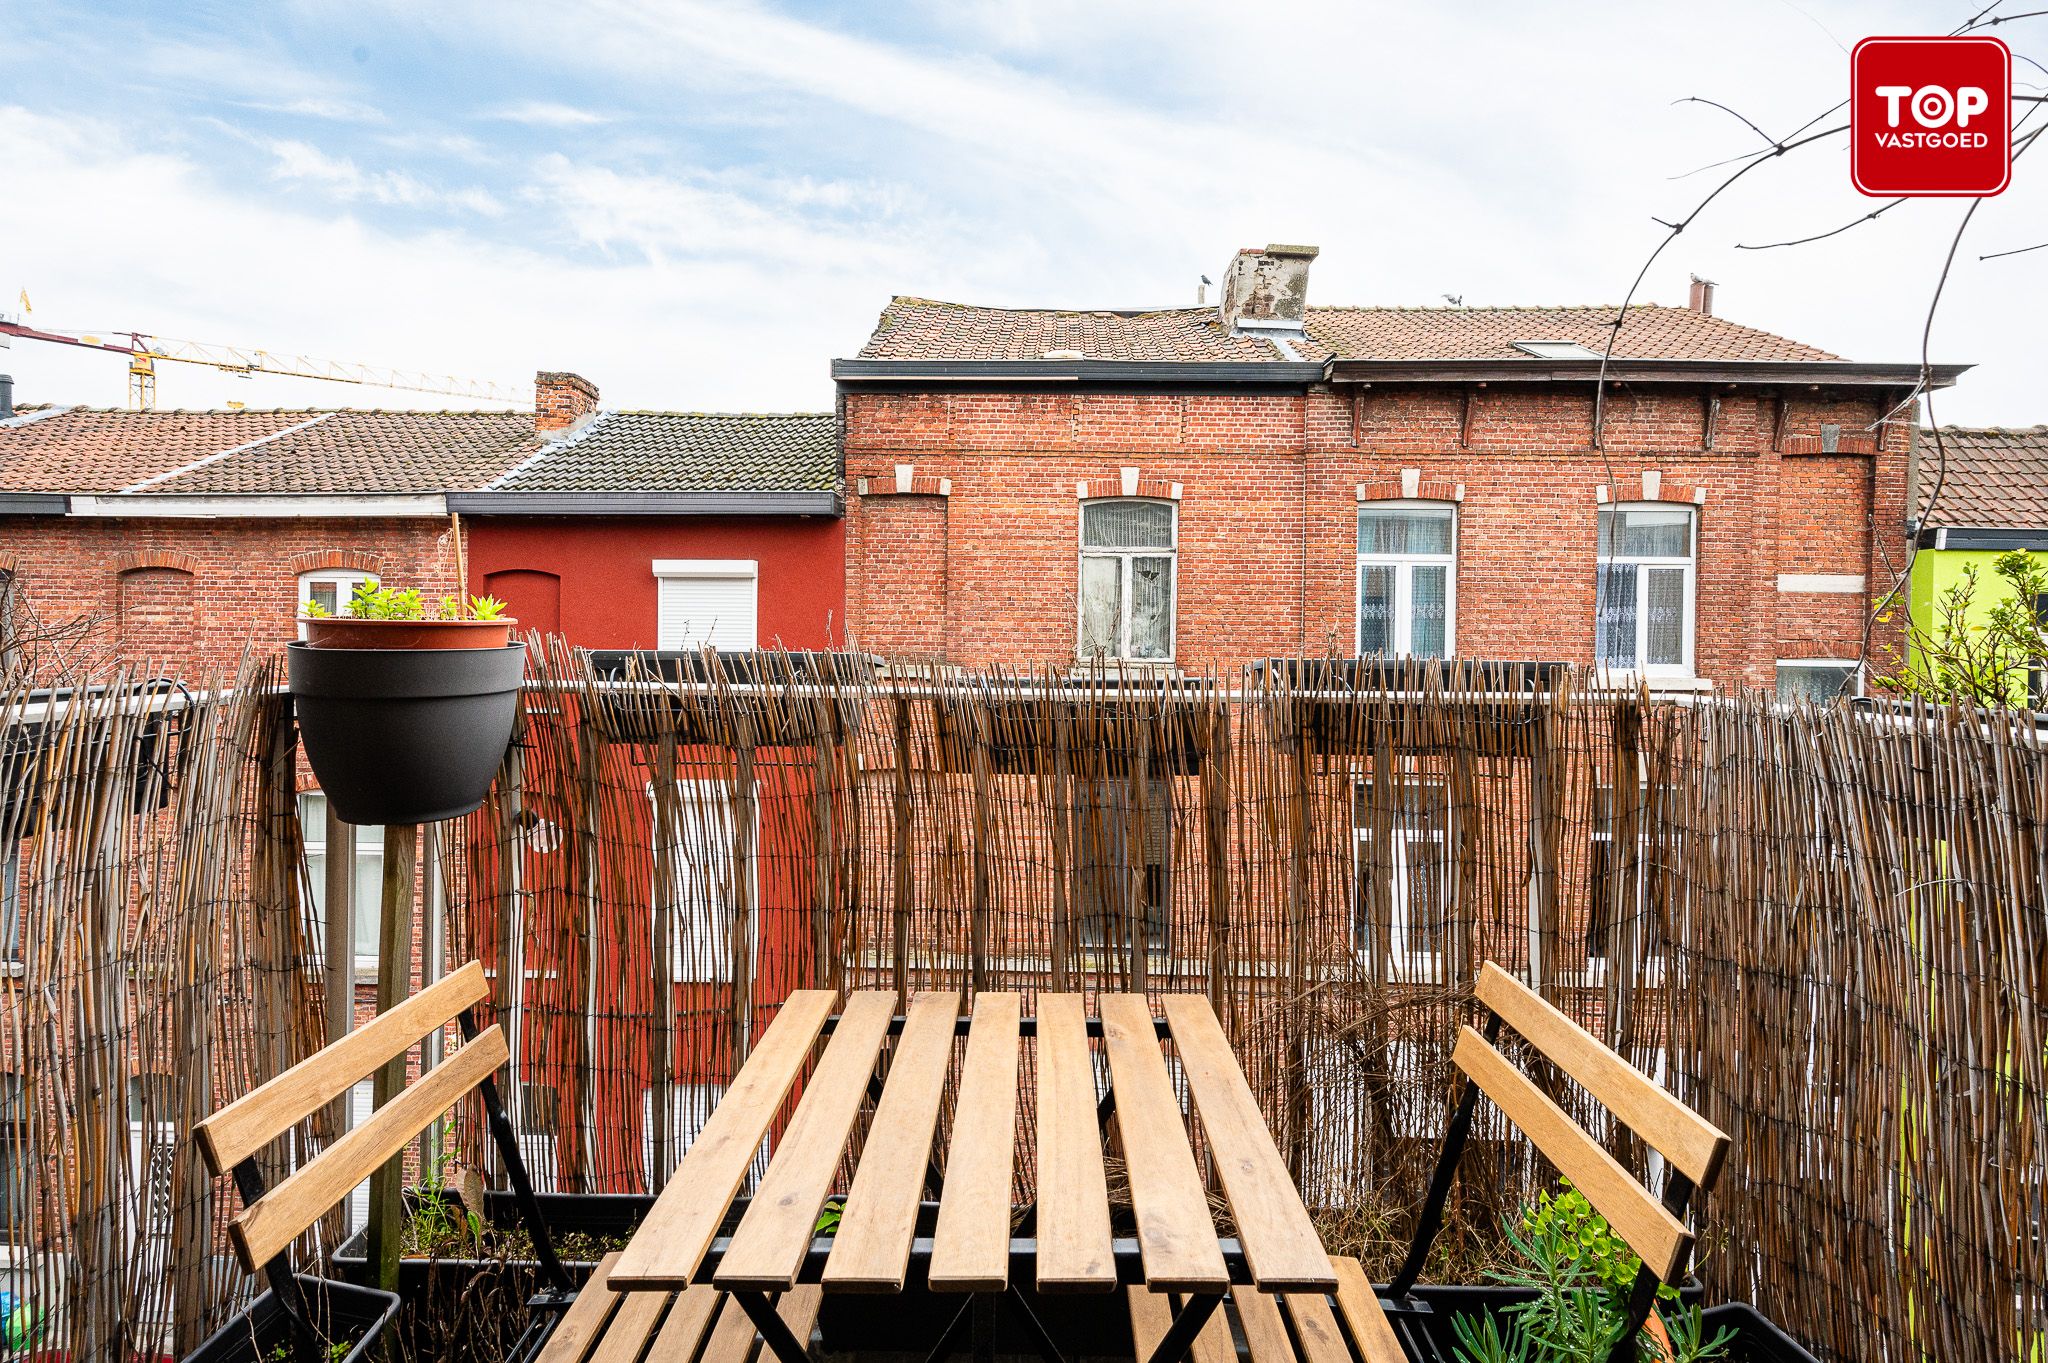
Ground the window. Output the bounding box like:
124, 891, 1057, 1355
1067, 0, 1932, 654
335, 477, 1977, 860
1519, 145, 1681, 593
1352, 777, 1451, 979
649, 780, 758, 983
0, 847, 19, 971
1078, 500, 1175, 662
1357, 503, 1456, 658
297, 569, 378, 639
300, 792, 382, 967
0, 1076, 28, 1244
516, 1081, 559, 1189
644, 1084, 768, 1191
1586, 783, 1671, 983
654, 561, 758, 651
1595, 505, 1695, 676
1511, 340, 1602, 360
1776, 661, 1860, 705
0, 572, 17, 679
1072, 778, 1172, 955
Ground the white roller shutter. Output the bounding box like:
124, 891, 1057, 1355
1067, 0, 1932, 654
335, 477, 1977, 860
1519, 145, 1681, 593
654, 560, 758, 650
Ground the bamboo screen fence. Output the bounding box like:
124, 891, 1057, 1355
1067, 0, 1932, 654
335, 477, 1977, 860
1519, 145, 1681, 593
1, 644, 2044, 1363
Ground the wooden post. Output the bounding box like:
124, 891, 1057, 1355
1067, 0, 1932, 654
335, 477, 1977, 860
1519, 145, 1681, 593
322, 798, 356, 1151
1202, 704, 1232, 1022
968, 705, 991, 996
419, 823, 447, 1172
650, 734, 678, 1191
733, 739, 760, 1059
368, 823, 418, 1293
891, 697, 913, 1009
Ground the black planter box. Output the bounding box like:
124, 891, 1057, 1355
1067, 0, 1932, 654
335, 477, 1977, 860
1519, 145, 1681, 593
331, 1189, 653, 1297
1398, 1284, 1816, 1363
182, 1276, 398, 1363
287, 641, 525, 825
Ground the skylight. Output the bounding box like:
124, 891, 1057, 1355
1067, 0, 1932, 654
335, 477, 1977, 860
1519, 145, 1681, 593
1512, 340, 1603, 359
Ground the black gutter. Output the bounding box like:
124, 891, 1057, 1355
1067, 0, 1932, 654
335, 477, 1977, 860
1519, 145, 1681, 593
0, 494, 69, 516
830, 358, 1324, 388
1324, 357, 1967, 388
1918, 526, 2048, 551
446, 490, 842, 517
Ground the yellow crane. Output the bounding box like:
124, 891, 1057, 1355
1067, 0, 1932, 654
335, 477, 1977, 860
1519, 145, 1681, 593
0, 317, 522, 409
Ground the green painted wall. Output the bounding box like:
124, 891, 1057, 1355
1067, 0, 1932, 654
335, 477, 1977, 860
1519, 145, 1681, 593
1907, 547, 2048, 687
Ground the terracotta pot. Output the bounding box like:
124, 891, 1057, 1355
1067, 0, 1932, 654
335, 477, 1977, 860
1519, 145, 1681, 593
301, 616, 517, 650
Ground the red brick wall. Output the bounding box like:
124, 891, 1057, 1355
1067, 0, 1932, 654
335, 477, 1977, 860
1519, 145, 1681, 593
843, 385, 1914, 688
0, 516, 462, 679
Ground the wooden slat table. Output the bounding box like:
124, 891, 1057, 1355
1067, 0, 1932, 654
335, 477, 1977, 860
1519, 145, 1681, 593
607, 989, 1337, 1363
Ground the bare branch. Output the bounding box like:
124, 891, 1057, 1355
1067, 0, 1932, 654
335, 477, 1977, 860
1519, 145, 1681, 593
1737, 199, 1906, 250
1981, 239, 2048, 259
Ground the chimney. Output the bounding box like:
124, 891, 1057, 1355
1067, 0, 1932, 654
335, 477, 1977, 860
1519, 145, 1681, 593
0, 375, 12, 420
1687, 275, 1716, 315
1218, 243, 1319, 331
535, 370, 599, 437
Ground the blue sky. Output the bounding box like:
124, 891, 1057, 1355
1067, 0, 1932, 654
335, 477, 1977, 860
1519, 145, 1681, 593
1, 1, 2042, 423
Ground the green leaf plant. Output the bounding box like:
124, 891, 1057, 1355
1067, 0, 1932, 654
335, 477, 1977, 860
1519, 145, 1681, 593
297, 583, 509, 624
1449, 1181, 1736, 1363
1874, 550, 2048, 710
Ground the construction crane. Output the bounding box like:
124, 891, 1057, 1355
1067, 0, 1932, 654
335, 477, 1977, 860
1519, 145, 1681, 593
0, 317, 523, 409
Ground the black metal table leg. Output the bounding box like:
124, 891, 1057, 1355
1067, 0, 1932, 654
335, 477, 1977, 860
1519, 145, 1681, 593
1143, 1292, 1224, 1363
971, 1292, 997, 1363
921, 1298, 975, 1363
1000, 1286, 1070, 1363
732, 1289, 816, 1363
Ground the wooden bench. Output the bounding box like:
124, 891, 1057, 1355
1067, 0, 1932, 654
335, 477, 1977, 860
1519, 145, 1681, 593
1127, 960, 1730, 1363
192, 961, 823, 1363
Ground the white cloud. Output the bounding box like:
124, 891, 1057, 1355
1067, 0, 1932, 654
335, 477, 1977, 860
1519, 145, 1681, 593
262, 137, 506, 216
485, 100, 612, 127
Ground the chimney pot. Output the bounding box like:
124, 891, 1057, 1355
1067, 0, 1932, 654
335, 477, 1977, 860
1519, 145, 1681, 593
1219, 243, 1319, 331
535, 370, 599, 437
1687, 275, 1716, 315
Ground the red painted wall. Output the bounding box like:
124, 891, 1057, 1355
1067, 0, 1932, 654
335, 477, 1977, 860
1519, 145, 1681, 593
464, 516, 847, 650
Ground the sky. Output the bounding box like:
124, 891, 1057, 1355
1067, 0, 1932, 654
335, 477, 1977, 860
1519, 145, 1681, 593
0, 1, 2042, 425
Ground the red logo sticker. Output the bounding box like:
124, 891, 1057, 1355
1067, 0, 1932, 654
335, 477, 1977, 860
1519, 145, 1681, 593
1851, 36, 2011, 196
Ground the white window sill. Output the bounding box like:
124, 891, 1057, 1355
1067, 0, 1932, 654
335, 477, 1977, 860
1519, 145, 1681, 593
1587, 672, 1713, 696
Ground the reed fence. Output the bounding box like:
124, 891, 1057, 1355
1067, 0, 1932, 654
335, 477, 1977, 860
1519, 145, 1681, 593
1, 644, 2042, 1363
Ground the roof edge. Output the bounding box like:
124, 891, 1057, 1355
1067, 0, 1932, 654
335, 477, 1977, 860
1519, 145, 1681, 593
1325, 358, 1966, 387
832, 358, 1324, 386
448, 490, 843, 517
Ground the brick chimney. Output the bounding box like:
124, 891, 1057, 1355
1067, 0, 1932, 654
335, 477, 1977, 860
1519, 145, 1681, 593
1218, 243, 1319, 332
535, 370, 599, 437
1687, 275, 1716, 315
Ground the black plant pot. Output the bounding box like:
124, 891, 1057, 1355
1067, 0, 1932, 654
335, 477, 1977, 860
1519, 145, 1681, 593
181, 1275, 399, 1363
1405, 1285, 1816, 1363
287, 642, 526, 825
331, 1189, 654, 1296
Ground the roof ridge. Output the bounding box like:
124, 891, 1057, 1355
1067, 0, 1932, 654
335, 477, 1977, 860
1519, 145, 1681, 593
120, 412, 334, 494
890, 295, 1210, 318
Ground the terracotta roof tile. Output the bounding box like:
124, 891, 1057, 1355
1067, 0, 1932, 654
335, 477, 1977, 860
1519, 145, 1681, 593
0, 408, 324, 492
854, 297, 1841, 364
858, 298, 1284, 362
1922, 426, 2048, 529
1303, 304, 1840, 362
487, 412, 836, 493
150, 410, 539, 494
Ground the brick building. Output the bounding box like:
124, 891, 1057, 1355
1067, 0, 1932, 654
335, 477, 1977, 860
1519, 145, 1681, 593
836, 245, 1963, 695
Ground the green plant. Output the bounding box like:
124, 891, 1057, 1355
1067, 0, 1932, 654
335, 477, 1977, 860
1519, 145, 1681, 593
404, 1132, 485, 1255
1449, 1182, 1735, 1363
813, 1195, 844, 1236
297, 583, 510, 623
1875, 550, 2048, 709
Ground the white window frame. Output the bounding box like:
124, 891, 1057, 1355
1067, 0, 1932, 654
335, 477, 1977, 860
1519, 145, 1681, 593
647, 779, 761, 984
653, 560, 758, 651
1775, 659, 1863, 705
1356, 500, 1458, 659
1577, 779, 1670, 988
297, 569, 378, 640
1350, 775, 1451, 983
299, 792, 382, 972
1076, 499, 1178, 663
644, 1083, 769, 1191
1595, 503, 1696, 679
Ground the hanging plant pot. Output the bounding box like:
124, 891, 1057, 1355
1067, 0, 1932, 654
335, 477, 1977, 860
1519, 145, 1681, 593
287, 635, 526, 826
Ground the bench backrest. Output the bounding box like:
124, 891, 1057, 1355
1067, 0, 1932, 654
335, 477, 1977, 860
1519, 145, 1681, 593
195, 961, 502, 1273
1456, 961, 1729, 1284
